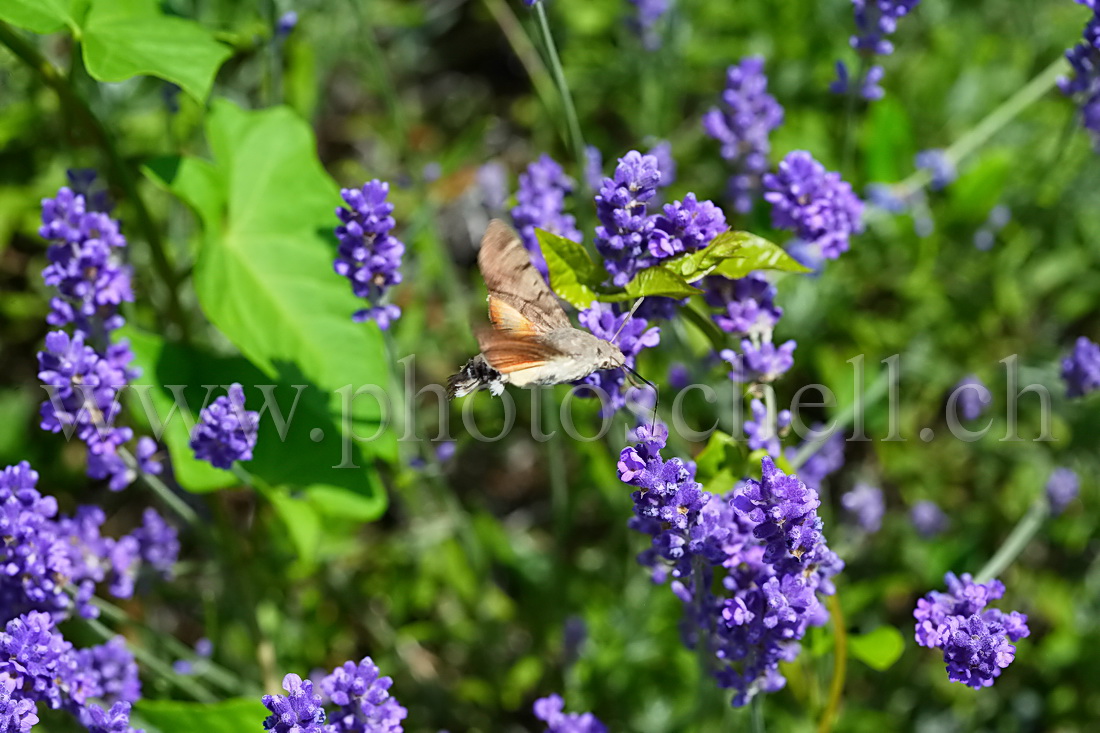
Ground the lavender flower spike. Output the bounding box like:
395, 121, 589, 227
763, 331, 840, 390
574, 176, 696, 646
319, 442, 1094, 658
534, 693, 606, 733
262, 674, 327, 733
763, 151, 864, 261
913, 572, 1029, 688
1059, 4, 1100, 147
190, 383, 259, 469
703, 57, 784, 213
510, 155, 583, 279
1061, 336, 1100, 397
334, 180, 405, 329
320, 656, 407, 733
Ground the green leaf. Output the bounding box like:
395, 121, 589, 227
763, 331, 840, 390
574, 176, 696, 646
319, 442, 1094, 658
848, 626, 906, 671
143, 155, 224, 234
623, 266, 703, 299
710, 233, 810, 279
267, 490, 321, 565
661, 229, 754, 281
537, 228, 605, 309
125, 326, 390, 520
82, 0, 231, 102
133, 698, 267, 733
692, 430, 737, 483
0, 0, 86, 33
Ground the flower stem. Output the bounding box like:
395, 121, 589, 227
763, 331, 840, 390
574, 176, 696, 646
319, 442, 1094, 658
483, 0, 561, 135
118, 447, 202, 528
816, 593, 848, 733
0, 21, 192, 341
895, 56, 1068, 198
85, 616, 219, 702
532, 2, 589, 196
89, 595, 250, 695
788, 368, 890, 470
751, 694, 766, 733
975, 498, 1048, 584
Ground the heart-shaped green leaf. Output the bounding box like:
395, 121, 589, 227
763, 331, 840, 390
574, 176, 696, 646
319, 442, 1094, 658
849, 625, 906, 671
0, 0, 86, 33
82, 0, 231, 102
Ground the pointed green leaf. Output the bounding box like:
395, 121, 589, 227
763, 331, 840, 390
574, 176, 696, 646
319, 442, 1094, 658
662, 229, 751, 281
82, 0, 231, 102
0, 0, 86, 33
134, 698, 267, 733
849, 625, 906, 671
711, 233, 810, 279
623, 266, 702, 299
536, 228, 606, 309
143, 155, 224, 235
137, 101, 396, 518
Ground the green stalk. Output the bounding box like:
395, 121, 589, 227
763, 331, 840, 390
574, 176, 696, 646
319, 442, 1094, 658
118, 447, 202, 528
788, 369, 890, 470
816, 594, 848, 733
89, 595, 249, 695
532, 2, 589, 195
483, 0, 562, 136
975, 498, 1048, 584
751, 694, 766, 733
894, 56, 1068, 198
85, 617, 218, 702
0, 21, 192, 340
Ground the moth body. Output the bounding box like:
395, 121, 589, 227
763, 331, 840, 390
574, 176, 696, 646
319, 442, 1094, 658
447, 220, 628, 399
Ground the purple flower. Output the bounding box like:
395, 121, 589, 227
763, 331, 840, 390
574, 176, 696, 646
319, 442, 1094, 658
320, 657, 407, 733
764, 151, 864, 261
263, 674, 327, 733
276, 10, 298, 36
190, 384, 259, 469
848, 1, 923, 56
914, 572, 1028, 688
909, 500, 949, 538
915, 149, 956, 190
733, 457, 824, 563
510, 155, 583, 279
39, 187, 132, 338
831, 61, 885, 100
841, 483, 884, 533
594, 151, 662, 285
830, 1, 922, 98
0, 611, 71, 708
577, 302, 660, 416
743, 399, 790, 457
703, 274, 783, 336
80, 701, 141, 733
703, 57, 785, 213
1046, 467, 1079, 515
0, 673, 39, 732
951, 375, 992, 421
648, 194, 727, 258
1059, 6, 1100, 146
334, 180, 405, 328
1061, 336, 1100, 397
533, 694, 606, 733
864, 183, 909, 214
626, 0, 669, 50
720, 339, 796, 383
130, 508, 179, 579
619, 429, 842, 706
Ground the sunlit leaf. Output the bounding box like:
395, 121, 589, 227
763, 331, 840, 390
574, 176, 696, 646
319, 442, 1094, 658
0, 0, 86, 33
537, 228, 605, 309
849, 625, 906, 671
82, 0, 231, 101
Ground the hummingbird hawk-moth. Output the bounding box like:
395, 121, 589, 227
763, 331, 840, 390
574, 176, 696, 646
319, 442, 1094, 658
447, 220, 629, 399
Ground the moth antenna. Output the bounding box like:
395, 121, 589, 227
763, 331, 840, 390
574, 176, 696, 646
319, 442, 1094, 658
625, 364, 659, 431
610, 297, 646, 345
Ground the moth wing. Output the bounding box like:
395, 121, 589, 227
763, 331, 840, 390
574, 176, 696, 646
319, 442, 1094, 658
477, 329, 564, 374
479, 219, 571, 333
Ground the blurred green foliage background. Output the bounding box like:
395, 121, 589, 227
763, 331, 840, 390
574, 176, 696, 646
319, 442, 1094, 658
0, 0, 1098, 731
